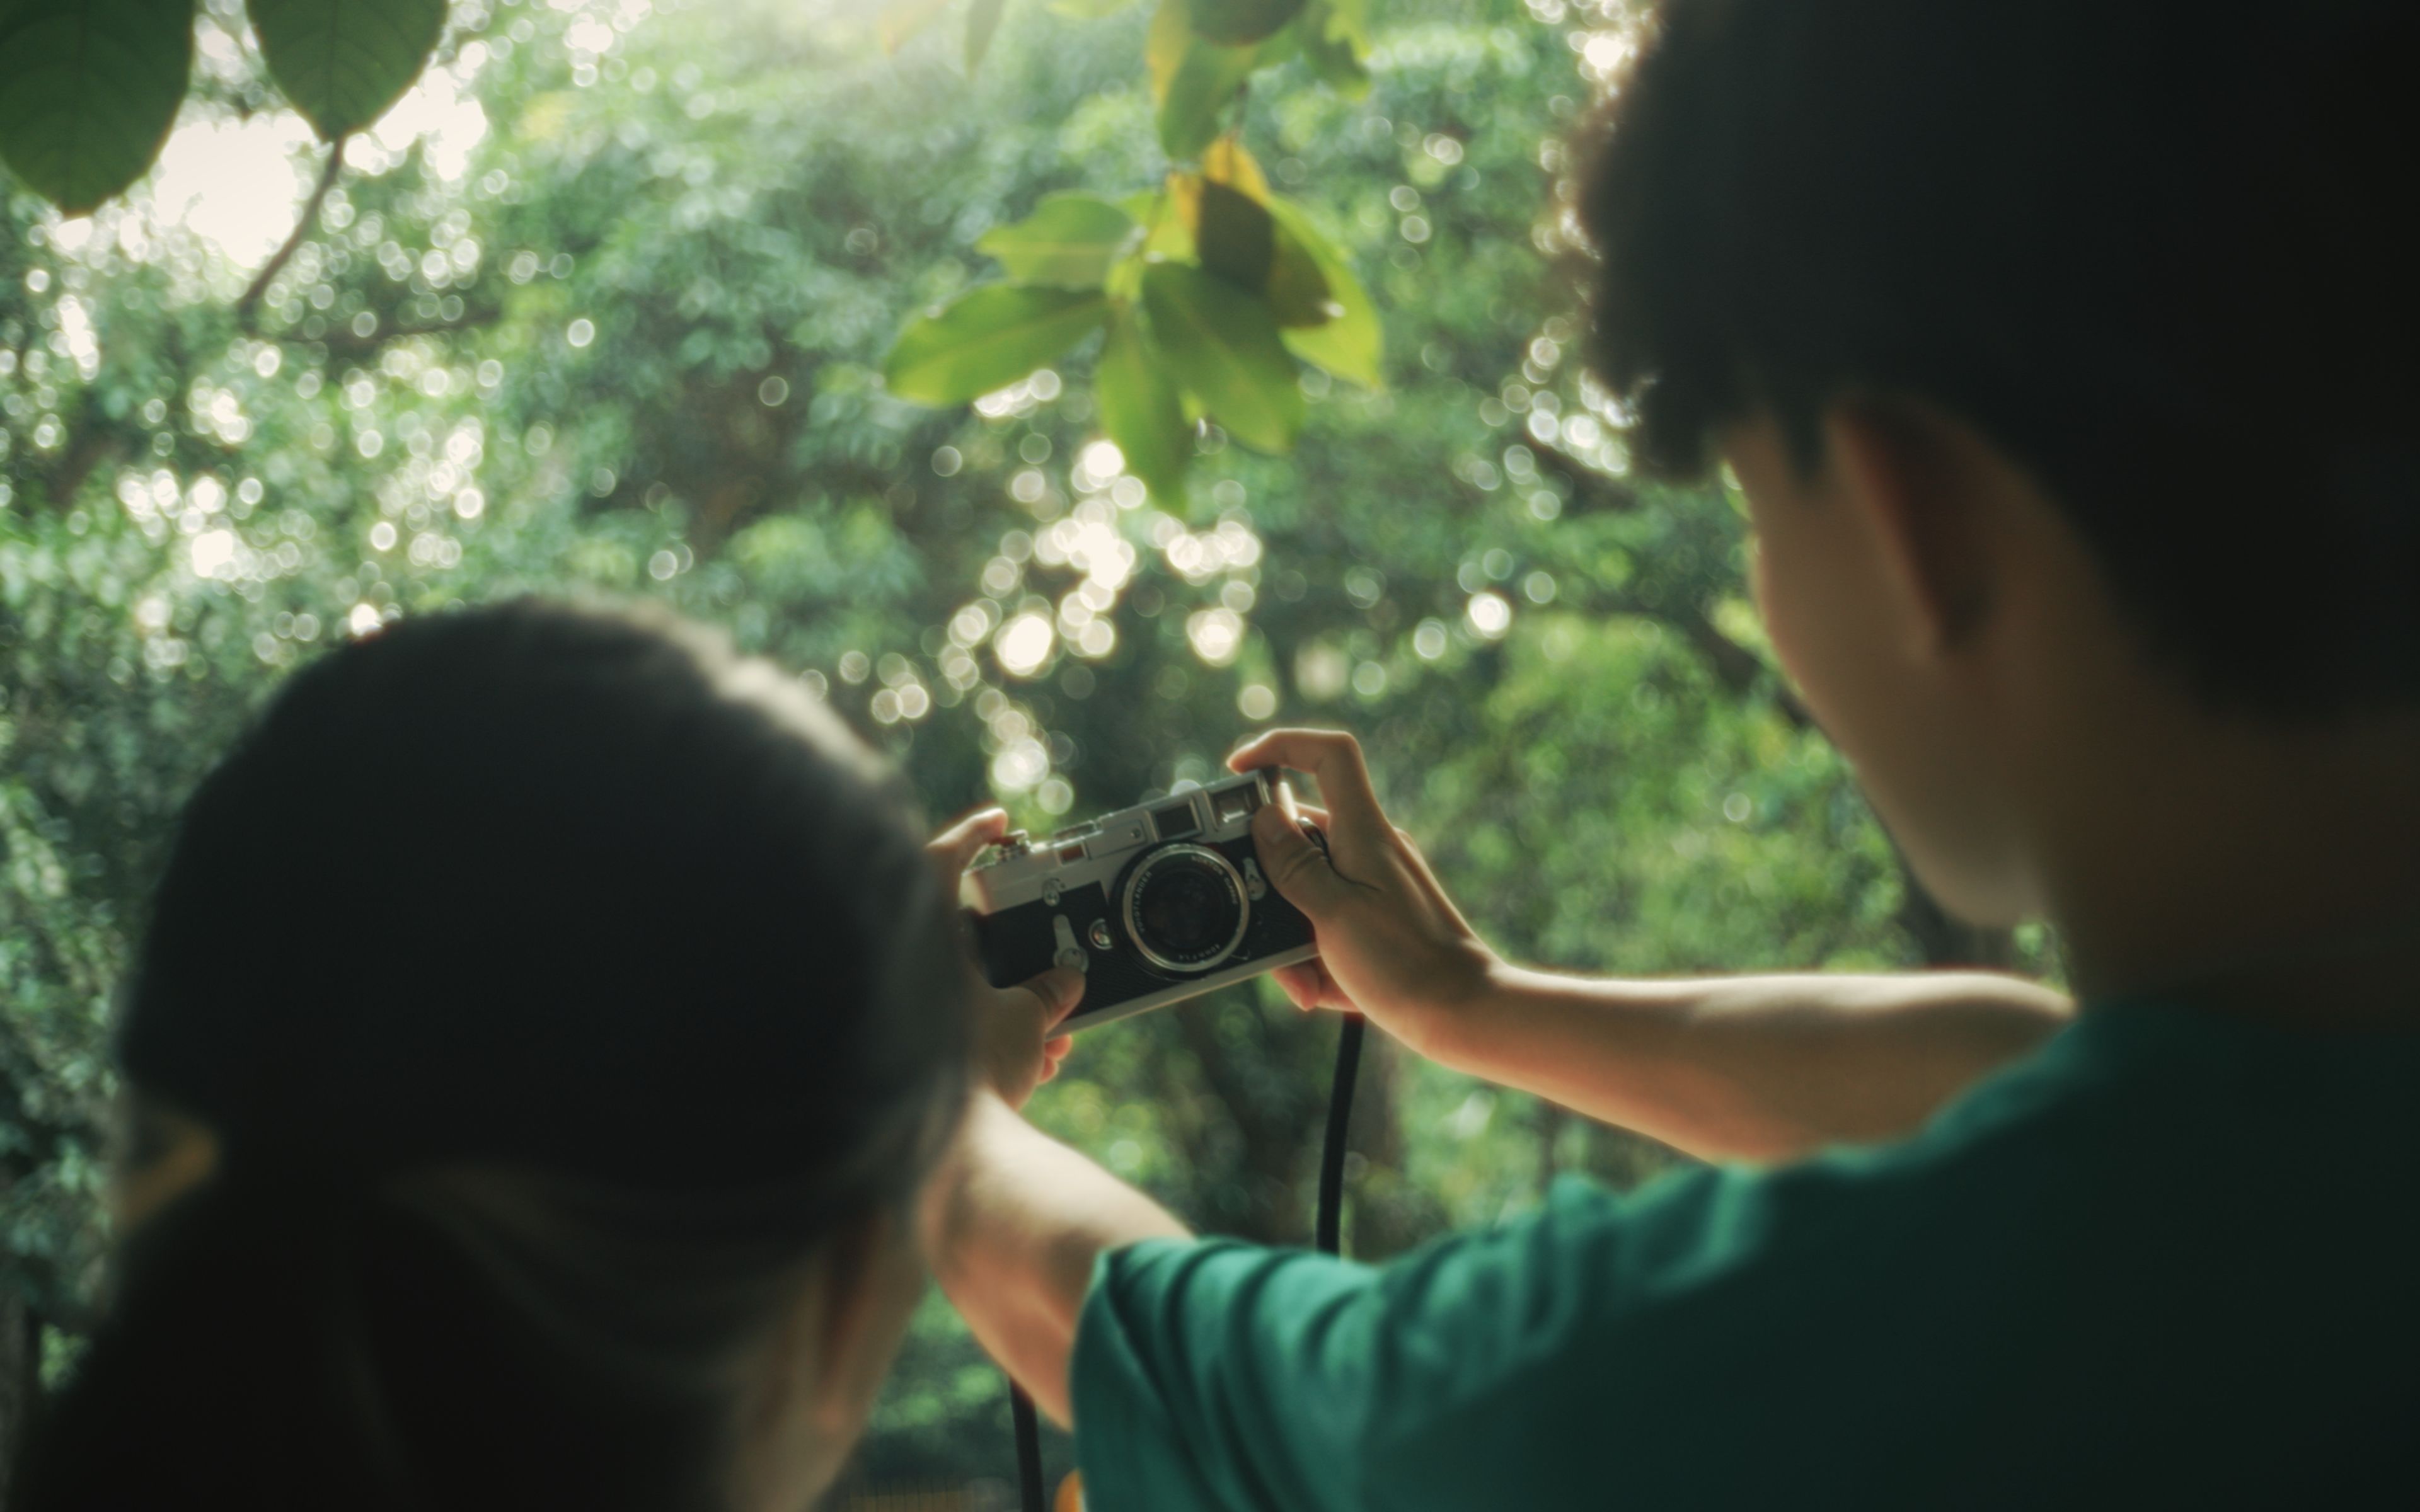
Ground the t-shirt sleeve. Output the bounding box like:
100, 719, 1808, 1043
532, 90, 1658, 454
1070, 1171, 1826, 1512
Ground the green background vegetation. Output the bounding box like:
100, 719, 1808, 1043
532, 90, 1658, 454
1, 0, 2039, 1497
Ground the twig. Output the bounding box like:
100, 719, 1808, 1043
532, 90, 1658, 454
238, 136, 345, 333
1529, 437, 1638, 513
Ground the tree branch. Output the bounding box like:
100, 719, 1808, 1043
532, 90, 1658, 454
1570, 581, 1813, 730
238, 136, 345, 333
1530, 437, 1638, 514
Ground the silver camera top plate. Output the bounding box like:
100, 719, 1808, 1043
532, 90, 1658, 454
960, 770, 1274, 916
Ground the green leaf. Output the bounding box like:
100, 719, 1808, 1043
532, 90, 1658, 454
1049, 0, 1136, 15
1096, 308, 1191, 501
977, 194, 1138, 288
1298, 0, 1368, 94
0, 0, 194, 213
878, 0, 955, 51
1183, 0, 1303, 47
1296, 0, 1369, 96
1194, 180, 1272, 290
884, 285, 1110, 405
964, 0, 1005, 72
1141, 262, 1301, 452
1266, 218, 1334, 327
1150, 1, 1254, 159
1267, 196, 1381, 387
248, 0, 445, 141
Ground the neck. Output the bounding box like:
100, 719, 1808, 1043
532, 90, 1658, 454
2036, 702, 2420, 1026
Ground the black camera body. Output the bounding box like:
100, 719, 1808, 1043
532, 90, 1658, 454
960, 772, 1321, 1030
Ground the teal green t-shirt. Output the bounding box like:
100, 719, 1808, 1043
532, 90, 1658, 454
1070, 1002, 2420, 1508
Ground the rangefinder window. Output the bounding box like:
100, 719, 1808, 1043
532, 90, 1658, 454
1213, 787, 1259, 827
960, 770, 1320, 1030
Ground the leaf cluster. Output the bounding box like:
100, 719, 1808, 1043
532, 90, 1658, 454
0, 0, 447, 212
880, 0, 1380, 501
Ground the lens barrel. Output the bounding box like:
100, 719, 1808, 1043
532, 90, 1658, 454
1121, 844, 1251, 975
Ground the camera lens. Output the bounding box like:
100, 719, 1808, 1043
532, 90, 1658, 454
1121, 845, 1250, 975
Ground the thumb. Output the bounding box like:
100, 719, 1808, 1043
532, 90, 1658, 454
1019, 965, 1086, 1030
1251, 784, 1348, 920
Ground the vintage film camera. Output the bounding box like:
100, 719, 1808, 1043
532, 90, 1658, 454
960, 771, 1323, 1030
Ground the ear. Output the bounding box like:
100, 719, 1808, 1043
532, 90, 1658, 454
1822, 398, 2000, 656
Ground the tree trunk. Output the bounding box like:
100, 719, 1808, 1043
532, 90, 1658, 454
0, 1294, 38, 1511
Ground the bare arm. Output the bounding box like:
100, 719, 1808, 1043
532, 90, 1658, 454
1424, 966, 2068, 1161
919, 808, 1189, 1426
1226, 729, 2073, 1164
922, 1092, 1189, 1426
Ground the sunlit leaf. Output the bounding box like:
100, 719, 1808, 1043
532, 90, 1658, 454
1268, 196, 1380, 385
1297, 0, 1368, 95
879, 0, 957, 52
1144, 0, 1187, 96
977, 195, 1138, 288
1150, 1, 1255, 158
1184, 0, 1303, 47
0, 0, 193, 213
1097, 308, 1191, 500
965, 0, 1006, 72
1049, 0, 1136, 14
1122, 186, 1194, 271
885, 285, 1110, 404
1142, 262, 1301, 452
248, 0, 446, 141
1267, 219, 1335, 326
1201, 137, 1270, 201
1194, 180, 1273, 290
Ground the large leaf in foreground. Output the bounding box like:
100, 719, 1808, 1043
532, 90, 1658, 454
1184, 0, 1303, 46
1142, 262, 1302, 452
1194, 180, 1273, 290
1096, 307, 1192, 501
885, 285, 1111, 405
0, 0, 193, 212
977, 195, 1138, 289
1268, 197, 1381, 387
248, 0, 445, 140
964, 0, 1005, 71
1148, 0, 1255, 159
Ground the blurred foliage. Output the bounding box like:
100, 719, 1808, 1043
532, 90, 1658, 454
0, 0, 2037, 1490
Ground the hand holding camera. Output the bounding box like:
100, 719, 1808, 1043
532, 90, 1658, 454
947, 725, 1499, 1084
930, 806, 1081, 1109
1223, 728, 1503, 1057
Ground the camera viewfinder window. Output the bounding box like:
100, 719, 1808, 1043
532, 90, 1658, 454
1214, 788, 1259, 827
1152, 801, 1202, 840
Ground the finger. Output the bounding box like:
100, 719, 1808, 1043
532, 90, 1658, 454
1044, 1035, 1074, 1057
929, 806, 1010, 879
1271, 961, 1322, 1011
1250, 785, 1351, 920
1227, 729, 1388, 845
1018, 966, 1086, 1030
1306, 957, 1357, 1011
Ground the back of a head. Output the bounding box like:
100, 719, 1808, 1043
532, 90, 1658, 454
1579, 0, 2419, 713
15, 600, 967, 1511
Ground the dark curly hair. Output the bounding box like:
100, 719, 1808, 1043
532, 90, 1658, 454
1577, 0, 2420, 714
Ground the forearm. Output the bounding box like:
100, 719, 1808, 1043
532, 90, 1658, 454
1418, 967, 2073, 1162
925, 1092, 1190, 1425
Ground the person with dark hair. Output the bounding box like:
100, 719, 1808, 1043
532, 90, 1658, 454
923, 1, 2420, 1506
13, 599, 1075, 1511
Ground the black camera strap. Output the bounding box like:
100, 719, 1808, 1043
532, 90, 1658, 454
1005, 1011, 1365, 1511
